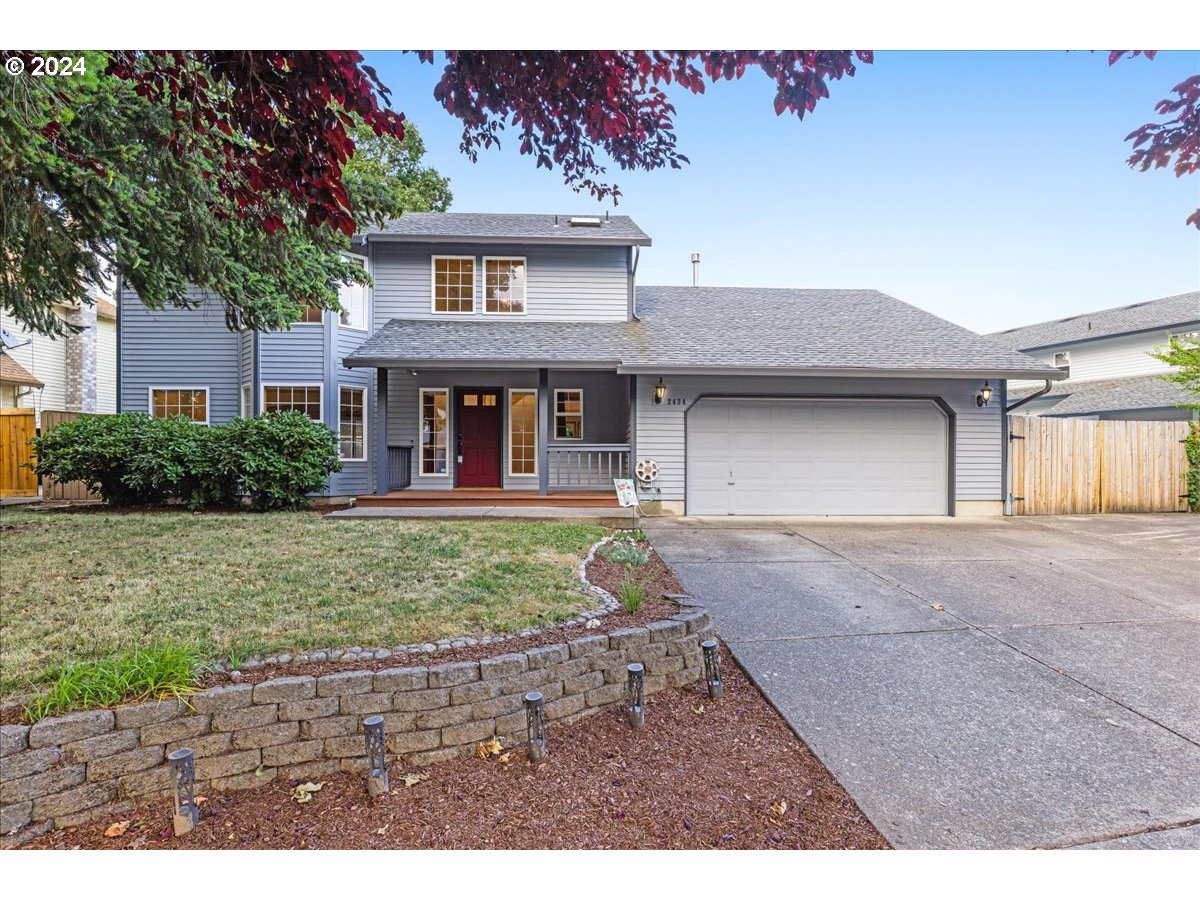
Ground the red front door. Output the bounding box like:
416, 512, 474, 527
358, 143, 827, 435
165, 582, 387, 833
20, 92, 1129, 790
455, 389, 502, 487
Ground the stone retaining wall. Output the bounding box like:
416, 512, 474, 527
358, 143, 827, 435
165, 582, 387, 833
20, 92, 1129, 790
0, 609, 713, 846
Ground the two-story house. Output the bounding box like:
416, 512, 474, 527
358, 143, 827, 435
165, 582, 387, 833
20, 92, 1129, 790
118, 212, 1061, 516
987, 292, 1200, 421
1, 291, 118, 425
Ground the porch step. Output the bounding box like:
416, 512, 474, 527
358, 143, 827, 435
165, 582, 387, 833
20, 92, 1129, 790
354, 489, 621, 509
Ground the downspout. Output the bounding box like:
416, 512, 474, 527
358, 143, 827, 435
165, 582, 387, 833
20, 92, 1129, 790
1005, 379, 1052, 414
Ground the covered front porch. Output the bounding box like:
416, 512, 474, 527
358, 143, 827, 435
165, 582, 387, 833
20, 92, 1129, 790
364, 366, 633, 503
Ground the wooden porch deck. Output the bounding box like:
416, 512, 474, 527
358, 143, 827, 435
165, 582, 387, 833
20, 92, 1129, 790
354, 489, 621, 509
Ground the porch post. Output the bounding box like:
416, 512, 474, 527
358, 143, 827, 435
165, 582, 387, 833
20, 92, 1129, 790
375, 368, 389, 496
537, 367, 549, 496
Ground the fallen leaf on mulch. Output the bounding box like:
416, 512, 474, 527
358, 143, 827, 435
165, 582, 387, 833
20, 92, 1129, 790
375, 825, 389, 835
401, 772, 428, 788
693, 704, 705, 715
770, 800, 788, 817
476, 737, 505, 758
291, 782, 324, 804
104, 821, 130, 838
497, 752, 513, 765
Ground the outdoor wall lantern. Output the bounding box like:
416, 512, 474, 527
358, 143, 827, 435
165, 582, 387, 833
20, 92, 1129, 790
701, 639, 724, 700
525, 691, 546, 762
168, 747, 200, 836
976, 381, 993, 407
653, 377, 667, 405
363, 714, 389, 797
626, 663, 645, 729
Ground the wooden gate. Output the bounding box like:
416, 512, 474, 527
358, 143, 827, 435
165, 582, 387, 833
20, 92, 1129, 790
41, 410, 101, 501
1008, 415, 1190, 515
0, 408, 38, 497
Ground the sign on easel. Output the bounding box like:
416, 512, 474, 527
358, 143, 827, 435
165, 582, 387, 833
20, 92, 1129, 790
613, 478, 637, 508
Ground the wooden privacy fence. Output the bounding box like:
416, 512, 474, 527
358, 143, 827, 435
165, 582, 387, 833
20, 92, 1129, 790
1008, 415, 1191, 515
0, 408, 38, 497
41, 410, 101, 501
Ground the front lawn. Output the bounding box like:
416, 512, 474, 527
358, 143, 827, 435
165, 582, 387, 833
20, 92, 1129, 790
0, 509, 608, 697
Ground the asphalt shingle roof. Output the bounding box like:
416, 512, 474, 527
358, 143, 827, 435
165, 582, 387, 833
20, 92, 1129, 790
369, 212, 651, 245
986, 291, 1200, 351
345, 286, 1064, 378
1010, 373, 1193, 416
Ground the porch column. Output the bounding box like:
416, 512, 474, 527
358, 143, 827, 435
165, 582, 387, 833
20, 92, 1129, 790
537, 367, 549, 495
375, 368, 389, 496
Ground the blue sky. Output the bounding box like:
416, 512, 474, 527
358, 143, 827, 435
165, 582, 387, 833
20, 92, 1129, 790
363, 51, 1199, 333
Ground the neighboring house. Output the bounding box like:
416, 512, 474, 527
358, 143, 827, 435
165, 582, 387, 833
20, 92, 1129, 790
118, 212, 1060, 515
987, 292, 1200, 420
0, 294, 118, 424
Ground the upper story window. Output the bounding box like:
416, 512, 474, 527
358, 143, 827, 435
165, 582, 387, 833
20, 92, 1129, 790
150, 387, 209, 424
263, 385, 322, 420
1053, 351, 1071, 377
432, 256, 475, 314
296, 304, 324, 324
339, 257, 369, 330
484, 257, 526, 314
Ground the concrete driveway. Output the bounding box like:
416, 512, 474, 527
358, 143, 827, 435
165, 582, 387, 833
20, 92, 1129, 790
644, 514, 1200, 849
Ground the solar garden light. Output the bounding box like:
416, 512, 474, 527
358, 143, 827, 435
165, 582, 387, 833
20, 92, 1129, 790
702, 640, 724, 700
626, 663, 645, 729
168, 747, 199, 836
525, 691, 546, 762
363, 714, 389, 797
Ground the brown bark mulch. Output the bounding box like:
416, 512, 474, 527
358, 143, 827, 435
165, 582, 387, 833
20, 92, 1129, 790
586, 540, 686, 601
26, 652, 889, 850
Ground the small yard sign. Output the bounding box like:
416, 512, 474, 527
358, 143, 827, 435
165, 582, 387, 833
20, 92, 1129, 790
613, 478, 637, 508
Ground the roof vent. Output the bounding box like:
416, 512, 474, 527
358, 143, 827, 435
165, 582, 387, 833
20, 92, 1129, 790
568, 216, 603, 227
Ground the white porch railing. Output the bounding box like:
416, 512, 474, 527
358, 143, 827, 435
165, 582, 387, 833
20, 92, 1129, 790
547, 444, 631, 491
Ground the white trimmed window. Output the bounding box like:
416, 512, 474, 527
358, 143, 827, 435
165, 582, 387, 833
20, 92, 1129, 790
150, 388, 209, 424
339, 256, 369, 330
554, 389, 583, 440
483, 257, 526, 314
339, 386, 366, 461
263, 385, 322, 420
420, 388, 449, 476
432, 256, 475, 314
240, 385, 251, 417
509, 389, 537, 476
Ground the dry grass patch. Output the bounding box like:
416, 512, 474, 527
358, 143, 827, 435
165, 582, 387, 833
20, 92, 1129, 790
0, 509, 607, 697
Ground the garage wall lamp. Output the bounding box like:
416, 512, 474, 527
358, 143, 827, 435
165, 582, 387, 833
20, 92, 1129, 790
976, 381, 993, 407
653, 377, 666, 405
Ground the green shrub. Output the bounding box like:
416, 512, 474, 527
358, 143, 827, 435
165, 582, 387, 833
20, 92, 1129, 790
598, 541, 649, 568
1186, 422, 1199, 513
214, 412, 341, 510
31, 412, 186, 506
32, 410, 340, 510
23, 645, 203, 722
617, 576, 646, 613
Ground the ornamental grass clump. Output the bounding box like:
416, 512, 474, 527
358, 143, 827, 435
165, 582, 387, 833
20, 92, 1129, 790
23, 645, 203, 723
598, 539, 651, 613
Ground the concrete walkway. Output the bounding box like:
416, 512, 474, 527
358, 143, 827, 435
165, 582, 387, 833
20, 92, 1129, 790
327, 505, 637, 526
644, 514, 1200, 849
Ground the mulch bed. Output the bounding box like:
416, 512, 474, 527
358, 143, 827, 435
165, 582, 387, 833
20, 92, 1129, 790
586, 540, 685, 601
26, 652, 888, 850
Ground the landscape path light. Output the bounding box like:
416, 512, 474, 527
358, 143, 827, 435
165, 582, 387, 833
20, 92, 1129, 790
363, 714, 389, 797
627, 663, 645, 729
525, 691, 546, 762
702, 640, 724, 700
168, 747, 199, 836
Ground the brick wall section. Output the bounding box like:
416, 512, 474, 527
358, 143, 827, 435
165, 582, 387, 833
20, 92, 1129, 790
0, 610, 714, 846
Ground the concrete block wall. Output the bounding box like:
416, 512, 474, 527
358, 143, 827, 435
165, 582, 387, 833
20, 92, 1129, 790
0, 609, 714, 846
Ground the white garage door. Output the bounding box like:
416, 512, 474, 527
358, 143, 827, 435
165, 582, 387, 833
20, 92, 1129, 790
686, 398, 948, 515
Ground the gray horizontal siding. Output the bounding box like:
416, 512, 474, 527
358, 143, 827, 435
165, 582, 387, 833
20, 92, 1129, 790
119, 287, 240, 424
371, 241, 630, 324
329, 325, 374, 497
260, 326, 325, 385
633, 375, 1002, 504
